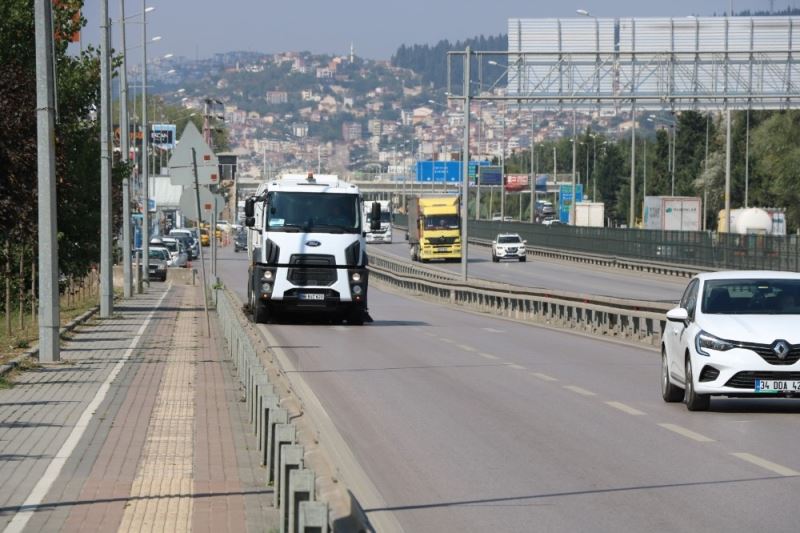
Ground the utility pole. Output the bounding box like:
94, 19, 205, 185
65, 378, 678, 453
35, 0, 59, 362
460, 47, 471, 281
745, 108, 750, 207
141, 0, 150, 283
704, 113, 710, 230
120, 0, 132, 298
724, 107, 732, 232
570, 109, 577, 225
529, 112, 535, 223
100, 0, 114, 317
629, 104, 637, 228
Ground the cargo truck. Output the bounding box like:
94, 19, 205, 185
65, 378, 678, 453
363, 200, 392, 243
643, 196, 702, 231
406, 196, 462, 262
575, 202, 605, 227
244, 173, 380, 325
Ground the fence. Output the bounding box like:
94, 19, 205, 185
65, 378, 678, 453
393, 214, 800, 272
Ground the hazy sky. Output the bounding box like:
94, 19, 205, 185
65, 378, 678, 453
79, 0, 778, 60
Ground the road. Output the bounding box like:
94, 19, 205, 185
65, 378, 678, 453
376, 233, 686, 303
215, 245, 800, 533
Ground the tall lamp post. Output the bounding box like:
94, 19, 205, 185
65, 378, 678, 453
648, 114, 677, 195
141, 0, 151, 284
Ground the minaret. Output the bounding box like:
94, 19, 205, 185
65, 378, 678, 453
350, 42, 354, 63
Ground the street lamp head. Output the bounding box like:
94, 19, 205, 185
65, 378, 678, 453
145, 6, 155, 13
163, 53, 173, 59
487, 60, 499, 66
576, 9, 590, 16
151, 36, 162, 42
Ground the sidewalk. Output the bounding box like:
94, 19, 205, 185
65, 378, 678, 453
0, 281, 276, 532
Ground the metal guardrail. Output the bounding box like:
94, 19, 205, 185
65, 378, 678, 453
393, 214, 800, 273
368, 250, 671, 348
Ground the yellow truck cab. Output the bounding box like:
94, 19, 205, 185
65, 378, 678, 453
407, 196, 462, 262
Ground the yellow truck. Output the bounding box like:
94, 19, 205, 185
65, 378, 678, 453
407, 196, 462, 262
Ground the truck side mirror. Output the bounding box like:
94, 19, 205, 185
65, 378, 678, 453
370, 202, 381, 232
244, 197, 256, 228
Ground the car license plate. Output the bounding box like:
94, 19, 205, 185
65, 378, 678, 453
298, 293, 325, 301
754, 379, 800, 393
436, 246, 450, 252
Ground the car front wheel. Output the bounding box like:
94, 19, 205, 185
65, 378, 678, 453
684, 356, 710, 411
661, 348, 683, 402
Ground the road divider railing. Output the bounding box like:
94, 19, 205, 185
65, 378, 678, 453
216, 289, 363, 533
368, 250, 673, 348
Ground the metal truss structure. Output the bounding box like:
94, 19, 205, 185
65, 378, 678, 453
448, 17, 800, 112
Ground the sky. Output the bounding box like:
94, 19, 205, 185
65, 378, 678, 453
79, 0, 781, 60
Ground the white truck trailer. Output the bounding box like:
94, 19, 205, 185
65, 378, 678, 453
363, 200, 392, 243
643, 196, 702, 231
244, 173, 380, 324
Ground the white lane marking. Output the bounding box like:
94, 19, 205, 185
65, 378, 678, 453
606, 401, 645, 416
507, 364, 526, 370
482, 328, 504, 333
531, 372, 558, 382
331, 325, 348, 332
658, 423, 715, 443
456, 344, 476, 352
439, 337, 456, 344
563, 385, 597, 396
478, 352, 499, 360
422, 331, 436, 337
731, 453, 800, 477
3, 284, 172, 533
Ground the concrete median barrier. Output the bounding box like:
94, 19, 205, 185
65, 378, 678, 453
288, 469, 316, 533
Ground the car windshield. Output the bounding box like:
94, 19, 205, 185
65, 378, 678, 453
161, 241, 178, 253
498, 236, 521, 244
424, 215, 460, 230
702, 279, 800, 315
265, 192, 360, 233
149, 249, 168, 260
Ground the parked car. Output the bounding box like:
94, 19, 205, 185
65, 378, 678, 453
541, 218, 564, 227
234, 230, 248, 252
146, 247, 169, 281
150, 237, 188, 268
661, 271, 800, 411
169, 229, 199, 259
492, 233, 527, 262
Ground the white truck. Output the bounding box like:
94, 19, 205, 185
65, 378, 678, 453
363, 200, 392, 243
244, 173, 380, 325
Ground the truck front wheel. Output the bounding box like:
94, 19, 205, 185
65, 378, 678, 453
253, 300, 270, 324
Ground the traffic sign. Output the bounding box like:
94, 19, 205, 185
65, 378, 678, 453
168, 122, 219, 186
179, 187, 223, 223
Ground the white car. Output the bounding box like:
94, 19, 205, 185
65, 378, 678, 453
661, 271, 800, 411
492, 233, 527, 262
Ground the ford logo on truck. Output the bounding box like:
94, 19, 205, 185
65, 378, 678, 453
305, 240, 321, 247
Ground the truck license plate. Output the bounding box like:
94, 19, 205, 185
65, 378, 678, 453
755, 379, 800, 393
298, 293, 325, 301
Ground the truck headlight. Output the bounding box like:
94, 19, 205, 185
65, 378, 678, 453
263, 270, 274, 280
352, 285, 363, 296
261, 282, 272, 293
695, 331, 734, 357
351, 272, 361, 282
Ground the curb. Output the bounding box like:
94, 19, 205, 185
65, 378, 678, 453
0, 306, 100, 378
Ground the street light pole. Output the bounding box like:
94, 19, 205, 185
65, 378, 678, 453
100, 0, 113, 317
34, 0, 59, 362
529, 111, 535, 223
570, 109, 577, 225
120, 0, 132, 298
629, 103, 636, 228
141, 0, 150, 283
460, 47, 471, 281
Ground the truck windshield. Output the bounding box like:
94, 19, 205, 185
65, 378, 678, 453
366, 212, 391, 223
424, 215, 460, 230
266, 192, 360, 233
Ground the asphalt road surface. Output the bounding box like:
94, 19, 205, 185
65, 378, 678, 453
214, 245, 800, 533
374, 233, 686, 303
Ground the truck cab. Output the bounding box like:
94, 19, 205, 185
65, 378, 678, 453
244, 173, 380, 324
407, 196, 462, 262
363, 200, 392, 244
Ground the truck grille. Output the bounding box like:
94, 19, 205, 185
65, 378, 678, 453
288, 255, 337, 287
725, 371, 800, 389
426, 236, 457, 245
736, 341, 800, 366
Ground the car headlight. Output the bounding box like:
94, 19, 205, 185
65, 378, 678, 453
695, 331, 735, 357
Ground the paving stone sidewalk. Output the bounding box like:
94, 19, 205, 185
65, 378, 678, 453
0, 281, 276, 533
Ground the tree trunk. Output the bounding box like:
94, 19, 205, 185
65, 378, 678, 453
18, 248, 24, 330
5, 241, 10, 336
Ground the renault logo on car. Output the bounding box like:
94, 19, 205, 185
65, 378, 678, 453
773, 340, 791, 360
306, 240, 321, 247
